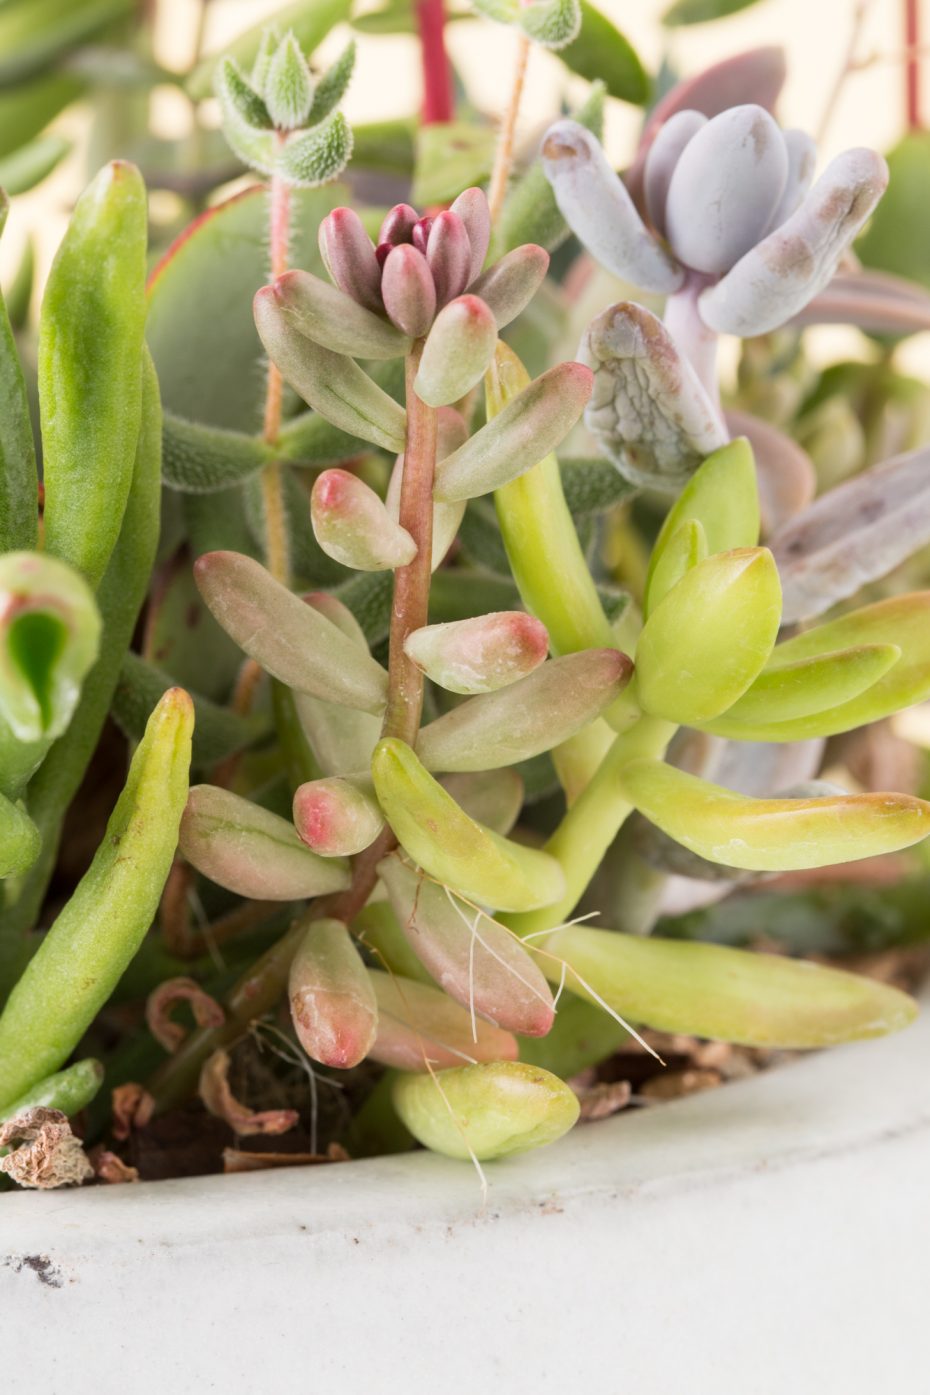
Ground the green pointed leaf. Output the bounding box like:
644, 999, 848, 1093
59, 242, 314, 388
393, 1061, 579, 1160
112, 651, 266, 771
705, 593, 930, 741
635, 548, 781, 723
518, 0, 581, 49
663, 0, 765, 23
0, 1059, 103, 1128
645, 436, 760, 615
187, 0, 351, 100
434, 361, 592, 501
0, 794, 40, 880
0, 196, 37, 553
645, 519, 707, 616
265, 31, 314, 129
0, 133, 70, 195
416, 649, 631, 771
542, 925, 916, 1048
307, 39, 356, 125
557, 0, 648, 103
214, 57, 272, 130
254, 285, 406, 451
716, 644, 901, 730
161, 412, 270, 493
616, 758, 930, 871
39, 160, 147, 587
278, 110, 353, 186
0, 687, 193, 1110
371, 738, 566, 912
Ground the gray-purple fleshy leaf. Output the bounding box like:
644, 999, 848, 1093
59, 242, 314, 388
643, 110, 707, 237
541, 120, 684, 294
627, 45, 787, 211
770, 444, 930, 623
766, 128, 816, 231
699, 147, 889, 337
663, 105, 789, 276
792, 268, 930, 335
725, 408, 815, 535
580, 301, 728, 491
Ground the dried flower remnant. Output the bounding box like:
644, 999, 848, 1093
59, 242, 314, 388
146, 977, 226, 1053
0, 1108, 93, 1190
111, 1082, 155, 1141
199, 1048, 299, 1137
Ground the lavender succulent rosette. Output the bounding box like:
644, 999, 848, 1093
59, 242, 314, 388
542, 104, 889, 490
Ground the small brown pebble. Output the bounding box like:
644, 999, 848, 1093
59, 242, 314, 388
640, 1069, 722, 1101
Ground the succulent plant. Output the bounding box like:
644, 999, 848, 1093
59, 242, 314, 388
0, 4, 929, 1188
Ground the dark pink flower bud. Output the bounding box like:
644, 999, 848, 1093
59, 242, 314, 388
380, 243, 437, 337
379, 203, 419, 246
450, 187, 491, 281
318, 207, 383, 314
411, 216, 434, 254
426, 210, 472, 306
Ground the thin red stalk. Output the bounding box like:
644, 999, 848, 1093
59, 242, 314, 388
906, 0, 922, 129
416, 0, 454, 124
382, 344, 438, 743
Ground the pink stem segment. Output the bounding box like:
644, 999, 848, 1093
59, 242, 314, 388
417, 0, 454, 125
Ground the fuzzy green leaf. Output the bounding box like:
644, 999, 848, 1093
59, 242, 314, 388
278, 110, 353, 186
161, 412, 270, 493
307, 39, 356, 125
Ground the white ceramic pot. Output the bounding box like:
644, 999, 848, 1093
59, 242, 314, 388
4, 999, 928, 1395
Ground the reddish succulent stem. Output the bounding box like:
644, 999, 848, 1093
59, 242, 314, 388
488, 32, 531, 225
417, 0, 454, 124
905, 0, 922, 129
383, 343, 438, 744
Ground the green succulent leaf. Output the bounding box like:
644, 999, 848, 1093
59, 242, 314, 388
0, 198, 37, 554
0, 0, 133, 86
307, 39, 356, 125
518, 0, 581, 50
369, 970, 518, 1071
645, 519, 707, 616
0, 794, 40, 880
254, 285, 406, 450
265, 31, 315, 129
616, 758, 930, 871
0, 1059, 103, 1128
703, 593, 930, 741
716, 644, 902, 730
161, 413, 271, 493
371, 738, 566, 912
0, 687, 193, 1111
542, 926, 916, 1047
393, 1061, 579, 1160
635, 548, 782, 724
0, 134, 70, 196
856, 131, 930, 290
557, 1, 648, 103
113, 652, 266, 771
187, 0, 351, 100
39, 160, 147, 588
277, 109, 353, 186
662, 0, 764, 23
0, 551, 101, 746
645, 436, 760, 615
214, 57, 273, 130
